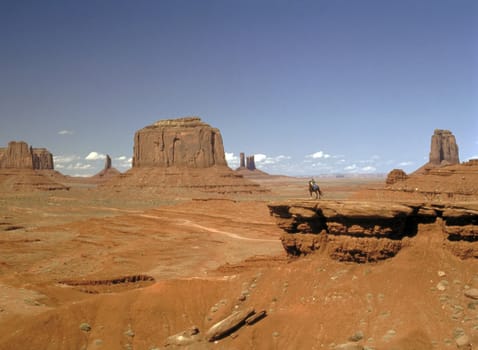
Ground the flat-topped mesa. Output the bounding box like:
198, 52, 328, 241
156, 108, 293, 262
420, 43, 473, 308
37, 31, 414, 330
133, 117, 227, 168
0, 141, 54, 170
429, 129, 459, 165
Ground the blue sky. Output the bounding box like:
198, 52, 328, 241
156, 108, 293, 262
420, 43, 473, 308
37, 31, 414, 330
1, 0, 477, 176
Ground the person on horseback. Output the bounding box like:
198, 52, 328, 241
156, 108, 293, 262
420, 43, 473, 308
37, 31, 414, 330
308, 178, 322, 199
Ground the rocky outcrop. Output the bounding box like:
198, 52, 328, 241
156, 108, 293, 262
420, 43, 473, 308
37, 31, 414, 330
0, 141, 54, 170
132, 117, 227, 168
239, 152, 246, 168
32, 148, 54, 169
246, 155, 256, 170
268, 200, 478, 262
386, 169, 408, 185
93, 154, 120, 180
429, 129, 459, 165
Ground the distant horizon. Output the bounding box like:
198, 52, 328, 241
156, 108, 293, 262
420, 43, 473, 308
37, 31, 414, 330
2, 1, 476, 176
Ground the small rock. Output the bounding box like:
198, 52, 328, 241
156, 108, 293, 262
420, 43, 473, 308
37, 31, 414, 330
79, 323, 91, 332
455, 334, 472, 350
164, 326, 200, 346
436, 280, 448, 291
245, 310, 267, 325
464, 288, 478, 300
124, 329, 135, 338
334, 342, 364, 350
348, 331, 364, 342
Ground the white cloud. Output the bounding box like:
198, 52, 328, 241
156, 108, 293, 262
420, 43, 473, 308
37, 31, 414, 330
225, 152, 237, 162
344, 164, 357, 171
361, 166, 376, 173
225, 152, 240, 168
308, 151, 331, 159
254, 153, 267, 163
115, 156, 132, 170
54, 155, 81, 164
85, 151, 106, 160
398, 161, 414, 167
58, 130, 74, 135
68, 162, 92, 170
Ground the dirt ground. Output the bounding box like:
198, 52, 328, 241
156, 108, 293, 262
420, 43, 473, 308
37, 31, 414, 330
0, 172, 477, 350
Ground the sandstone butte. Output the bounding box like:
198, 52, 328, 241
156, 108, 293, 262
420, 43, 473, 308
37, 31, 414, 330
0, 141, 69, 191
132, 116, 227, 168
104, 116, 267, 196
0, 141, 54, 170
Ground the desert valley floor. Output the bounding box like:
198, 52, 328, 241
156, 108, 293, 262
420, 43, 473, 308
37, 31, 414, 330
0, 172, 477, 350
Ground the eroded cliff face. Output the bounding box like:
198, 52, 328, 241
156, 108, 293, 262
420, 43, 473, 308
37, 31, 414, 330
0, 141, 54, 170
268, 201, 478, 262
429, 129, 459, 165
133, 117, 227, 168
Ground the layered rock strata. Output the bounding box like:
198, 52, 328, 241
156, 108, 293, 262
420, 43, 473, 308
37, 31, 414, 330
268, 200, 478, 262
0, 141, 53, 169
105, 117, 268, 196
133, 117, 227, 168
429, 129, 459, 165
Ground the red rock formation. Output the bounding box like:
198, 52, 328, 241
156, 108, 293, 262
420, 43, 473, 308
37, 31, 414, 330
32, 148, 54, 169
93, 154, 120, 179
386, 169, 408, 185
268, 200, 478, 261
429, 129, 459, 165
133, 117, 227, 168
0, 141, 54, 170
246, 155, 256, 170
239, 152, 245, 168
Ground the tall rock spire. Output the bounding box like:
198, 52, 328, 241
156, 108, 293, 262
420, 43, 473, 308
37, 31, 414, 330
429, 129, 460, 165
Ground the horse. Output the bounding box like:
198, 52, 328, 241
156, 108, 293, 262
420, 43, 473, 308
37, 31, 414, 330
308, 182, 323, 199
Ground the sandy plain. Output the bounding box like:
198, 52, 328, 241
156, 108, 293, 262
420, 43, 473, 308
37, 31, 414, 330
0, 173, 477, 350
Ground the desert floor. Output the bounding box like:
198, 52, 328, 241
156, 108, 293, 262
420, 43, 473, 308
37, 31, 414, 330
0, 174, 477, 350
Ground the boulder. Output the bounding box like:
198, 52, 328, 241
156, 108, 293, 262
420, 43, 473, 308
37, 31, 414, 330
464, 288, 478, 300
205, 307, 255, 341
132, 117, 227, 168
429, 129, 459, 165
164, 326, 201, 347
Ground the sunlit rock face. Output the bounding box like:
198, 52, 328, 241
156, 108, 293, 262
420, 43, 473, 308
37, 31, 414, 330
133, 117, 227, 168
268, 200, 478, 262
429, 129, 459, 166
0, 141, 53, 170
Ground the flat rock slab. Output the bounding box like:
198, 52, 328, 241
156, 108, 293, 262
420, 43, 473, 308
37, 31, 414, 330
205, 307, 255, 341
464, 288, 478, 300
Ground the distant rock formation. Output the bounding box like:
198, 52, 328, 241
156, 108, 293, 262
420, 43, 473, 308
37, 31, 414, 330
105, 154, 112, 169
246, 155, 256, 170
104, 117, 268, 196
236, 153, 259, 171
0, 141, 53, 170
429, 129, 459, 165
386, 169, 408, 185
239, 153, 246, 168
93, 154, 120, 179
133, 117, 227, 168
